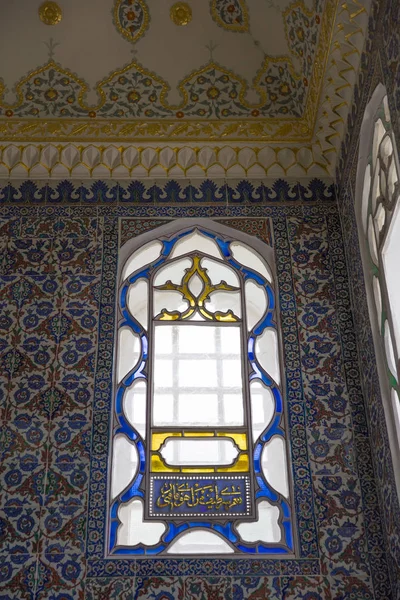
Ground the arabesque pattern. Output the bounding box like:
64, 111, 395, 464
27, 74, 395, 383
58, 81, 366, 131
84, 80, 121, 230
210, 0, 249, 32
0, 1, 325, 121
113, 0, 150, 43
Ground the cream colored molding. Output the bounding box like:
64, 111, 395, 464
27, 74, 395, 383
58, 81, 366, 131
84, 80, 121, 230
0, 143, 330, 179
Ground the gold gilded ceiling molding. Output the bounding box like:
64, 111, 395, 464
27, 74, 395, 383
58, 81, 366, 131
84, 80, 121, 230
313, 0, 370, 169
113, 0, 150, 43
210, 0, 249, 33
0, 142, 330, 178
0, 118, 312, 143
300, 0, 337, 131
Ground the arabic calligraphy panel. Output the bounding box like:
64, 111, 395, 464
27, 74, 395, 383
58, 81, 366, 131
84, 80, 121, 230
150, 475, 251, 518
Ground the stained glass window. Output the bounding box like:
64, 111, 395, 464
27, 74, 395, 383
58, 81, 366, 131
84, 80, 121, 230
108, 221, 294, 556
357, 88, 400, 467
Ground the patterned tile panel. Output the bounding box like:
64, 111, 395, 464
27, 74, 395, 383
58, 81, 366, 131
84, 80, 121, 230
0, 180, 395, 598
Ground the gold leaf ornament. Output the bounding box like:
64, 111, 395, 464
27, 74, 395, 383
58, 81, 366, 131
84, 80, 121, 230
155, 255, 239, 322
39, 1, 62, 25
170, 2, 192, 26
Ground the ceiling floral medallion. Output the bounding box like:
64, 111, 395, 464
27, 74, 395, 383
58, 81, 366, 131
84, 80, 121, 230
210, 0, 249, 33
170, 2, 192, 26
113, 0, 149, 43
38, 1, 62, 26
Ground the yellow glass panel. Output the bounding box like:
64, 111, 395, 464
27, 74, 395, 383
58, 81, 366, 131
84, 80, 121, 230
151, 432, 181, 450
217, 453, 249, 472
158, 312, 180, 321
217, 432, 247, 450
183, 431, 214, 437
215, 312, 238, 322
181, 467, 215, 473
151, 454, 180, 473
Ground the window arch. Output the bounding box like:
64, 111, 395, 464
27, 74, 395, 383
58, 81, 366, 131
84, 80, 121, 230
356, 84, 400, 492
108, 219, 294, 556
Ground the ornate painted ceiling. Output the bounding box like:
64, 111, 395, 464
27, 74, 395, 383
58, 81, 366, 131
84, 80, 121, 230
0, 0, 371, 179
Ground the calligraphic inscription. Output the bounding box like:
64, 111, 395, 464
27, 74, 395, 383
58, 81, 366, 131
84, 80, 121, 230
149, 475, 252, 518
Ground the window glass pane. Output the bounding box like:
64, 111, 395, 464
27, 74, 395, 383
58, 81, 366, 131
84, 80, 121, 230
237, 501, 281, 543
117, 499, 165, 546
153, 289, 189, 317
383, 96, 390, 121
222, 360, 242, 386
111, 435, 138, 500
371, 160, 380, 217
230, 241, 272, 282
372, 118, 386, 168
124, 379, 146, 439
122, 240, 163, 281
166, 530, 234, 554
261, 435, 289, 498
169, 230, 223, 260
383, 203, 400, 355
117, 327, 141, 383
152, 324, 244, 426
255, 327, 280, 385
380, 134, 393, 166
178, 359, 218, 387
154, 257, 192, 286
383, 320, 397, 378
220, 326, 242, 353
187, 273, 204, 297
178, 326, 216, 353
155, 393, 244, 426
362, 165, 371, 233
187, 312, 207, 321
154, 357, 174, 387
201, 257, 239, 287
388, 159, 398, 201
159, 438, 239, 466
127, 279, 148, 330
250, 380, 275, 441
153, 325, 173, 352
245, 280, 267, 331
392, 389, 400, 441
204, 290, 241, 318
373, 276, 382, 327
152, 394, 175, 425
374, 203, 385, 234
367, 215, 378, 264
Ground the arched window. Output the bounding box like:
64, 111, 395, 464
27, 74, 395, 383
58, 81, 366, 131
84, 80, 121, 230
108, 219, 294, 556
356, 84, 400, 490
